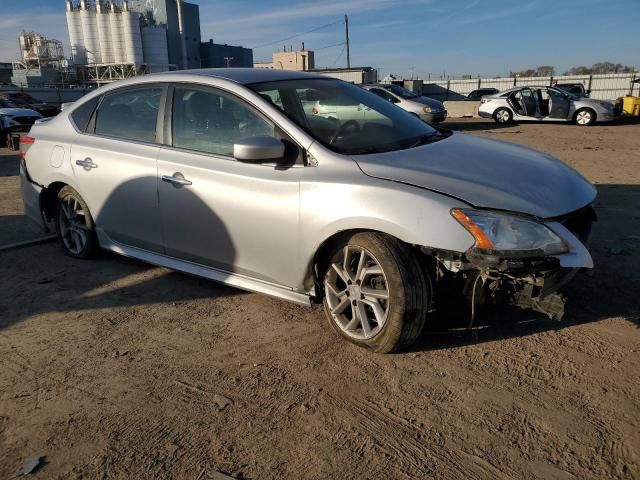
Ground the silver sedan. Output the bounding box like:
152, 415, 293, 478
478, 86, 616, 125
20, 69, 595, 353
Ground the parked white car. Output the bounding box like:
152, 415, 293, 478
478, 86, 616, 125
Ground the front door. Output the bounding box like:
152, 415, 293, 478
71, 85, 164, 252
548, 88, 571, 119
156, 84, 301, 287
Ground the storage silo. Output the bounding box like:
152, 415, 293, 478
79, 0, 102, 64
109, 3, 125, 63
66, 0, 86, 65
121, 2, 144, 65
142, 26, 169, 71
96, 3, 113, 63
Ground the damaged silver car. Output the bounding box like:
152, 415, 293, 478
20, 69, 596, 353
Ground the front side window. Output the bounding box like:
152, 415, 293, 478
248, 78, 441, 155
94, 87, 162, 143
172, 86, 275, 156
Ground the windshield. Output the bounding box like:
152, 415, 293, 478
248, 78, 441, 155
383, 84, 419, 99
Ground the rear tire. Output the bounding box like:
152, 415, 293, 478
575, 108, 596, 126
55, 186, 99, 259
494, 108, 513, 124
322, 232, 429, 353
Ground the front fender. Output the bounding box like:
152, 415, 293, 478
297, 161, 475, 290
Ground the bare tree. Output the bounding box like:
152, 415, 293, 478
564, 62, 635, 75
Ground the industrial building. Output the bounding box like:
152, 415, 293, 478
64, 0, 202, 84
254, 48, 315, 71
312, 67, 378, 85
10, 32, 69, 87
128, 0, 202, 69
200, 39, 253, 68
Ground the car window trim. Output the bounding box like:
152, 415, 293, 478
74, 83, 168, 147
163, 81, 304, 167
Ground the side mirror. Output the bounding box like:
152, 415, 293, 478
233, 136, 285, 163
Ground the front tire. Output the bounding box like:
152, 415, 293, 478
575, 108, 596, 126
494, 107, 513, 124
322, 232, 429, 353
55, 186, 99, 259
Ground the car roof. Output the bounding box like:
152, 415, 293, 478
160, 68, 328, 85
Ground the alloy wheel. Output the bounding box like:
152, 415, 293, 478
496, 110, 510, 123
324, 246, 390, 340
576, 110, 592, 125
58, 195, 89, 255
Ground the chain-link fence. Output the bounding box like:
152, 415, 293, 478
423, 73, 638, 101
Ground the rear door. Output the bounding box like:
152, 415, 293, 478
70, 84, 164, 252
547, 88, 570, 119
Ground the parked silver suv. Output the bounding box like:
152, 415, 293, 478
20, 69, 596, 353
363, 83, 447, 123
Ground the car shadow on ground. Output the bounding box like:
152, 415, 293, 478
409, 183, 640, 352
0, 175, 242, 331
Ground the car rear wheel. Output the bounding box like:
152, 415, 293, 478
575, 108, 596, 126
322, 232, 429, 353
494, 108, 513, 124
55, 186, 99, 259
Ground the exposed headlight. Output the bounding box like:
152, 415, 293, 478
451, 208, 568, 256
423, 106, 432, 113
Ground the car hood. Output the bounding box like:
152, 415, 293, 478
353, 132, 596, 218
0, 107, 41, 117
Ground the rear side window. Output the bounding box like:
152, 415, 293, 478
70, 96, 100, 132
95, 87, 162, 143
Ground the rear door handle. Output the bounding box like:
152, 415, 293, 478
76, 158, 98, 169
162, 173, 192, 186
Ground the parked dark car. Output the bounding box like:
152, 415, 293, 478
467, 88, 500, 100
0, 91, 59, 117
554, 83, 590, 98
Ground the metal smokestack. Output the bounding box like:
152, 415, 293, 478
176, 0, 188, 69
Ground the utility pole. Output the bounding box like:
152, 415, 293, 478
344, 14, 351, 69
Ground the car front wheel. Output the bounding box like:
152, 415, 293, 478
322, 232, 429, 353
55, 186, 99, 259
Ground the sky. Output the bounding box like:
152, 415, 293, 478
1, 0, 639, 78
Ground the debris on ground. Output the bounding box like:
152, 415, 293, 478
15, 455, 45, 476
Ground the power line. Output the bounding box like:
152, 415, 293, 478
330, 44, 346, 68
250, 18, 344, 50
314, 41, 345, 51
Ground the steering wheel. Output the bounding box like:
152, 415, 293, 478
329, 120, 361, 145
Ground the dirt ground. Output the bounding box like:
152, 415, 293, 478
1, 119, 639, 479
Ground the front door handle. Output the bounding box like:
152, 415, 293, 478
162, 173, 192, 186
76, 158, 98, 169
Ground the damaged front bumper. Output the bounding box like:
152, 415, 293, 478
424, 215, 594, 321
